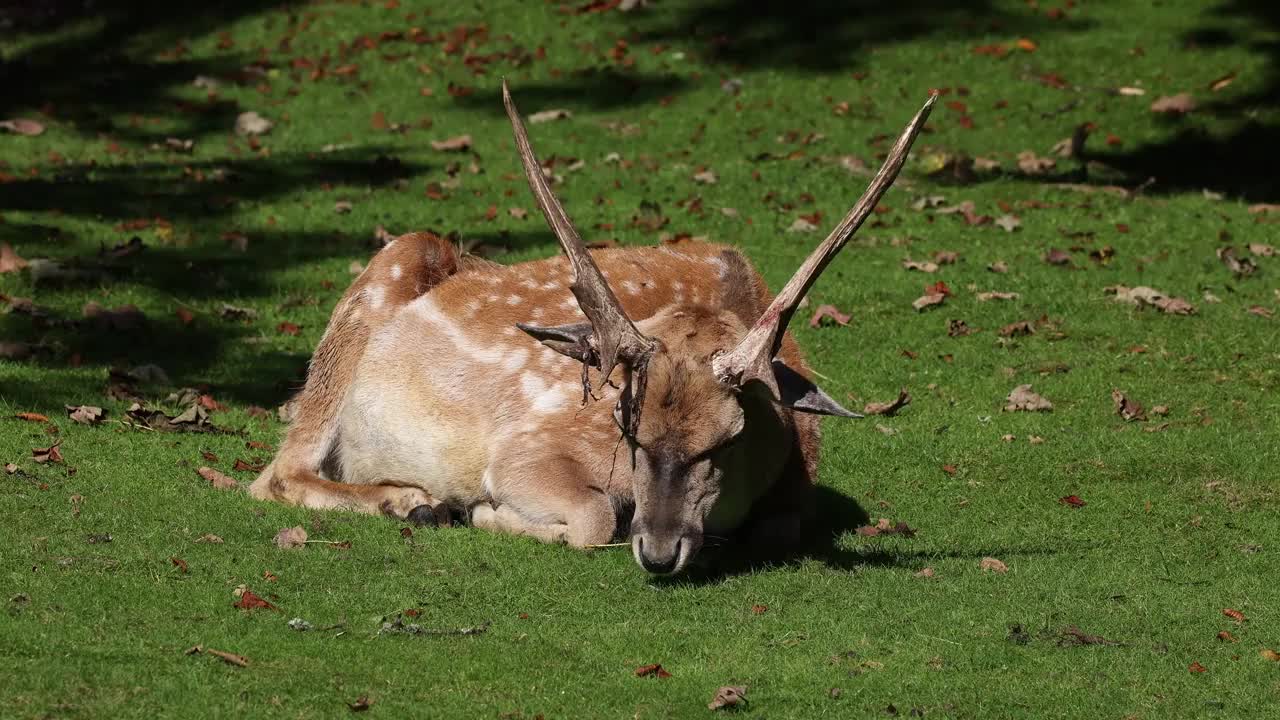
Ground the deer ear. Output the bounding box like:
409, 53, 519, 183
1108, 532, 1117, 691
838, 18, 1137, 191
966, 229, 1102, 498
517, 322, 597, 364
771, 360, 862, 418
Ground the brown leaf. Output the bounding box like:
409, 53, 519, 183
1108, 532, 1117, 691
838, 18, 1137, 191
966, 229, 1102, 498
233, 458, 266, 473
1043, 248, 1073, 266
1056, 625, 1121, 647
234, 589, 276, 611
863, 389, 911, 417
234, 111, 273, 136
809, 304, 851, 328
750, 604, 767, 615
1151, 93, 1196, 114
1017, 151, 1056, 175
1248, 242, 1275, 257
1004, 385, 1053, 412
14, 412, 48, 423
914, 567, 935, 578
933, 250, 959, 265
528, 109, 573, 124
1208, 71, 1236, 92
999, 321, 1035, 337
902, 258, 939, 273
1112, 390, 1147, 421
787, 217, 818, 233
65, 405, 105, 425
1059, 495, 1086, 508
979, 556, 1008, 573
508, 207, 528, 219
948, 319, 976, 337
856, 517, 917, 538
430, 134, 472, 152
976, 290, 1019, 301
1247, 305, 1273, 318
708, 686, 748, 711
0, 242, 29, 273
1217, 246, 1257, 277
274, 526, 308, 549
5, 462, 19, 474
334, 199, 354, 215
195, 533, 224, 544
1222, 608, 1246, 623
348, 695, 374, 712
32, 441, 63, 464
0, 118, 46, 136
206, 648, 250, 667
370, 110, 389, 131
171, 556, 189, 573
1261, 649, 1280, 662
635, 664, 672, 679
994, 214, 1021, 232
276, 322, 301, 336
1188, 661, 1207, 673
1105, 285, 1196, 315
198, 466, 238, 490
1217, 630, 1237, 642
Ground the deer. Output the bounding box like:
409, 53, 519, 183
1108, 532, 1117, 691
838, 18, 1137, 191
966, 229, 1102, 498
250, 80, 935, 574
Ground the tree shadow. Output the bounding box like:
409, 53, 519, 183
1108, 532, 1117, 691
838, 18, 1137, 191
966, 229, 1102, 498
623, 0, 1093, 71
1076, 0, 1280, 201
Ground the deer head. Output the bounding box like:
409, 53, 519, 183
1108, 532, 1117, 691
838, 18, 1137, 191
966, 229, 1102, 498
504, 80, 935, 573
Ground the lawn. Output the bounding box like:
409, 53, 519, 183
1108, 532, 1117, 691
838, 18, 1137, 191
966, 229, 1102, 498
2, 0, 1279, 717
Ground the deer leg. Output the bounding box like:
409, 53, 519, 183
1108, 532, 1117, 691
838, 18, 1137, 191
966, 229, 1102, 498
250, 462, 444, 524
252, 233, 462, 522
472, 458, 617, 547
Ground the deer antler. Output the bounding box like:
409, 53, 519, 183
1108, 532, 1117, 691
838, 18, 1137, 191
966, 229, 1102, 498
503, 79, 656, 431
712, 94, 938, 399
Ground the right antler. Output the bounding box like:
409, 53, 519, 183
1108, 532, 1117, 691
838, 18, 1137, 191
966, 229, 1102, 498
712, 94, 937, 400
503, 79, 656, 434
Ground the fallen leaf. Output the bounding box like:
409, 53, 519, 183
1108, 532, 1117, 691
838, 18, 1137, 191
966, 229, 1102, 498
912, 281, 950, 312
430, 134, 472, 152
999, 321, 1035, 337
0, 243, 29, 273
1116, 86, 1146, 96
65, 405, 105, 425
1111, 390, 1147, 421
277, 322, 301, 336
234, 111, 273, 136
980, 557, 1008, 573
508, 207, 528, 220
635, 664, 672, 679
1105, 285, 1196, 315
233, 458, 265, 473
1217, 246, 1257, 277
1017, 151, 1056, 175
14, 412, 48, 423
348, 695, 374, 712
334, 199, 354, 215
863, 389, 911, 416
708, 686, 747, 711
692, 169, 718, 185
994, 214, 1021, 232
234, 589, 277, 611
0, 118, 45, 136
198, 466, 238, 490
948, 319, 976, 337
1188, 661, 1207, 673
987, 261, 1009, 274
195, 533, 224, 544
274, 526, 308, 549
1028, 435, 1045, 444
1248, 305, 1273, 318
809, 304, 851, 328
1004, 385, 1053, 412
1059, 495, 1086, 508
977, 290, 1019, 301
1261, 649, 1280, 662
1151, 93, 1196, 114
1249, 204, 1280, 214
1001, 434, 1016, 442
1223, 608, 1246, 623
1043, 248, 1073, 266
206, 648, 250, 667
1218, 631, 1237, 642
528, 109, 572, 124
914, 567, 935, 578
856, 517, 917, 538
1208, 71, 1237, 92
902, 258, 939, 273
1056, 626, 1122, 647
787, 217, 817, 233
750, 604, 767, 615
171, 556, 189, 573
32, 442, 63, 464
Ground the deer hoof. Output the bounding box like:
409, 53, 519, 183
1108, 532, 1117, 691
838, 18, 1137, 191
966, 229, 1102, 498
407, 505, 439, 527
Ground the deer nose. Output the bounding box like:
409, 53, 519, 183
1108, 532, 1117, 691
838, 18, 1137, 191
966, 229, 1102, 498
635, 535, 682, 575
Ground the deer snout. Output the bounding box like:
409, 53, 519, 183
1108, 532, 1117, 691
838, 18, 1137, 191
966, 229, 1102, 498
632, 531, 701, 575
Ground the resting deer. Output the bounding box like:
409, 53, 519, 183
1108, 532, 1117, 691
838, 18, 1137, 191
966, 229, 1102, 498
251, 81, 934, 574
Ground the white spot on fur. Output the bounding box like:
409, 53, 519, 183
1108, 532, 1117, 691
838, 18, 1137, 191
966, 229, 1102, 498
540, 281, 560, 291
506, 295, 523, 306
384, 239, 396, 249
367, 285, 387, 310
502, 348, 529, 372
622, 280, 640, 296
487, 294, 500, 303
520, 278, 538, 290
672, 280, 685, 291
530, 307, 545, 319
390, 264, 403, 280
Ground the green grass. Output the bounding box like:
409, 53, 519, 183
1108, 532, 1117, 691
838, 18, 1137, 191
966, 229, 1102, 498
3, 0, 1279, 717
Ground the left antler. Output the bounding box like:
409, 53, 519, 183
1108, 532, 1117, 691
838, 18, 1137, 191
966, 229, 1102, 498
503, 79, 656, 433
712, 94, 938, 399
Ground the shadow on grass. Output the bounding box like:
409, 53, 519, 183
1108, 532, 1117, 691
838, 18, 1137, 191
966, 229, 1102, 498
655, 485, 1062, 587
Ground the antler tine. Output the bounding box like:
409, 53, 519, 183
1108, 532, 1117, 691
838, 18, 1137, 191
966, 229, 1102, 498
712, 93, 938, 399
502, 79, 655, 393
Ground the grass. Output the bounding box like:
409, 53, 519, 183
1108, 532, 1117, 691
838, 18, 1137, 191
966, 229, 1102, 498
2, 0, 1279, 717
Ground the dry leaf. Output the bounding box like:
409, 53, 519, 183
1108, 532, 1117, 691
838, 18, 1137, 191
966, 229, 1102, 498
1208, 71, 1237, 92
1004, 385, 1053, 412
1188, 661, 1207, 673
635, 664, 672, 679
914, 567, 935, 578
1116, 86, 1146, 96
198, 466, 238, 490
994, 214, 1021, 232
856, 517, 917, 538
948, 319, 976, 337
274, 526, 308, 549
195, 533, 224, 544
809, 304, 850, 328
430, 134, 472, 152
902, 258, 939, 273
1151, 93, 1196, 114
980, 557, 1009, 573
32, 442, 63, 464
787, 217, 817, 233
234, 111, 273, 136
1059, 495, 1086, 508
1112, 390, 1147, 421
1016, 151, 1056, 175
863, 389, 911, 417
1217, 246, 1257, 277
0, 118, 45, 136
508, 207, 528, 220
0, 243, 29, 273
14, 412, 48, 423
528, 109, 572, 124
693, 169, 719, 184
348, 695, 374, 712
999, 321, 1035, 337
65, 405, 106, 424
708, 686, 747, 711
1222, 608, 1246, 623
1248, 305, 1274, 318
1261, 649, 1280, 662
1043, 248, 1073, 266
977, 290, 1019, 301
987, 261, 1009, 274
334, 199, 353, 215
1106, 285, 1196, 315
912, 282, 950, 312
1248, 242, 1275, 257
234, 589, 276, 611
